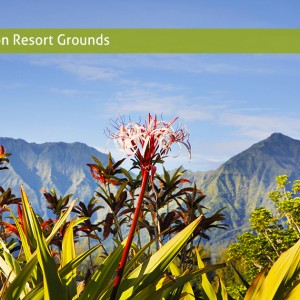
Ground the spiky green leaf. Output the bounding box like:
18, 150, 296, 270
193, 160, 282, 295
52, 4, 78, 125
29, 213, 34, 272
245, 239, 300, 299
79, 239, 127, 300
196, 249, 217, 300
117, 216, 203, 299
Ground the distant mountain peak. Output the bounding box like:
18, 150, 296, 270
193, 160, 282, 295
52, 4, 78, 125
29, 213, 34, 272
270, 132, 286, 137
249, 132, 300, 158
188, 133, 300, 243
267, 132, 295, 141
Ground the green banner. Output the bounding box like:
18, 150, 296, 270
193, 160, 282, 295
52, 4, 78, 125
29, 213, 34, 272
0, 29, 300, 53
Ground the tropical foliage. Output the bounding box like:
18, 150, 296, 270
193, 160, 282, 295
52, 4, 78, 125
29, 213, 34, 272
220, 175, 300, 299
0, 115, 227, 299
1, 114, 300, 300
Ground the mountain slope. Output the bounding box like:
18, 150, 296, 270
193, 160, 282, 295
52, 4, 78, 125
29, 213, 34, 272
1, 133, 300, 246
191, 133, 300, 244
0, 137, 108, 218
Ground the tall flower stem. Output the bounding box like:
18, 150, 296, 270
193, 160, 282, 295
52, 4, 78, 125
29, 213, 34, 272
110, 170, 149, 300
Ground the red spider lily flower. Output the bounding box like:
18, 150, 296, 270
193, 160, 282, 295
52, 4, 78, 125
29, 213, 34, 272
109, 114, 191, 300
109, 114, 191, 165
108, 114, 191, 184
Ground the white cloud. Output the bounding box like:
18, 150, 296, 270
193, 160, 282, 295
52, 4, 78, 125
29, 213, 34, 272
218, 111, 300, 140
60, 64, 120, 81
0, 82, 28, 89
106, 89, 187, 116
100, 84, 233, 123
114, 55, 281, 75
27, 56, 121, 81
50, 88, 81, 97
24, 54, 286, 80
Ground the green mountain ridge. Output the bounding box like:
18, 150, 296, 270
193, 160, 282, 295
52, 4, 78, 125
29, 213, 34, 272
187, 133, 300, 247
1, 133, 300, 248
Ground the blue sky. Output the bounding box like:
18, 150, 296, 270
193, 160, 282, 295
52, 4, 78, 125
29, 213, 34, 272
1, 1, 300, 171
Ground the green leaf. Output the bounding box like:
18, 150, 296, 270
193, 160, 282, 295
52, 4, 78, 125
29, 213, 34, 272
46, 198, 78, 243
115, 181, 127, 201
61, 219, 76, 299
230, 262, 250, 289
286, 282, 300, 299
0, 238, 29, 298
244, 239, 300, 299
92, 155, 104, 168
23, 245, 100, 300
3, 255, 38, 300
21, 186, 38, 251
99, 231, 171, 299
117, 216, 204, 299
255, 239, 300, 299
122, 234, 162, 278
21, 187, 66, 300
3, 188, 76, 300
79, 239, 127, 300
0, 255, 15, 283
0, 239, 21, 277
131, 264, 226, 300
61, 216, 88, 298
244, 270, 266, 300
7, 206, 42, 289
60, 244, 100, 278
163, 166, 171, 183
196, 249, 217, 300
121, 168, 134, 185
169, 260, 195, 299
108, 152, 114, 168
215, 277, 228, 300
